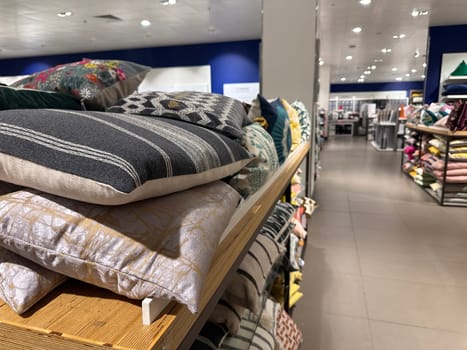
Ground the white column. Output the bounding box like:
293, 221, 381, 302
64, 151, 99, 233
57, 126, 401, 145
318, 65, 330, 111
261, 0, 318, 110
261, 0, 319, 196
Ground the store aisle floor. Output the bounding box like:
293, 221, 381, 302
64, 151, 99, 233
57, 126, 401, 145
293, 137, 467, 350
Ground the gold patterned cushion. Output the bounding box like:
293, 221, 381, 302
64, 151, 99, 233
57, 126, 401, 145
0, 247, 66, 314
0, 181, 240, 313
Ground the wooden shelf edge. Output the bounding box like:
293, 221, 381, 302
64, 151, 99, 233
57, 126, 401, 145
406, 123, 467, 137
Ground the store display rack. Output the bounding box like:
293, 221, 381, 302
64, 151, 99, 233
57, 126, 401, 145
402, 123, 467, 206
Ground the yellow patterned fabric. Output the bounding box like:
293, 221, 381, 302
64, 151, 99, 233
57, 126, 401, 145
0, 181, 240, 313
0, 247, 67, 314
280, 98, 302, 151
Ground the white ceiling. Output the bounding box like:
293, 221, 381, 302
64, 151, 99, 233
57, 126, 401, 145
0, 0, 262, 58
0, 0, 466, 86
320, 0, 467, 84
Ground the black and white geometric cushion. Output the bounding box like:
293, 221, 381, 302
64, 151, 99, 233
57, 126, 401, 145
107, 90, 249, 139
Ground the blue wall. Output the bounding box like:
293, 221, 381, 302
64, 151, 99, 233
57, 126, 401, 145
0, 40, 260, 94
425, 25, 467, 104
331, 81, 424, 98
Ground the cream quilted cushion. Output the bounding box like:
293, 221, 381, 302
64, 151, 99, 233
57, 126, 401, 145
0, 181, 240, 313
0, 247, 66, 314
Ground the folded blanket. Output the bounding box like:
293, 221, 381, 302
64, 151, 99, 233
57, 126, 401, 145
442, 183, 467, 193
431, 159, 467, 171
432, 172, 467, 183
432, 168, 467, 177
443, 84, 467, 95
442, 192, 467, 199
428, 138, 467, 152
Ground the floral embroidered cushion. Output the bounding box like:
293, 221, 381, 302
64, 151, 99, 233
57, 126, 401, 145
11, 58, 151, 110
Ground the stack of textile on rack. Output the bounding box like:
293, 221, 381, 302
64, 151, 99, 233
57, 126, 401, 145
422, 137, 467, 204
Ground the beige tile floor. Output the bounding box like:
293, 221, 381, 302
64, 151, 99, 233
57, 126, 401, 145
293, 137, 467, 350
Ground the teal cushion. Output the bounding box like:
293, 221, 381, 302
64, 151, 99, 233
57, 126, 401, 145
257, 95, 292, 164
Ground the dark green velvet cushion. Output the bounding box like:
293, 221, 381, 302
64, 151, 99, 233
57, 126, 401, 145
0, 86, 82, 110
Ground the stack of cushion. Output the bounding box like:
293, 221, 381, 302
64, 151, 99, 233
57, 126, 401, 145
0, 58, 263, 315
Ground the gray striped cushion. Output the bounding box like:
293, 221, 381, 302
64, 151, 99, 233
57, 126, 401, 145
220, 318, 275, 350
223, 233, 285, 314
0, 109, 252, 205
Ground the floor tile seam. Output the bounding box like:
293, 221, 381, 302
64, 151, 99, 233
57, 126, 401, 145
305, 308, 369, 319
367, 317, 467, 336
348, 208, 372, 321
356, 251, 463, 265
362, 274, 467, 291
357, 255, 467, 266
305, 268, 362, 277
358, 271, 446, 287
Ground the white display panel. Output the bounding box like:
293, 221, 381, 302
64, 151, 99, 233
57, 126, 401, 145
223, 82, 260, 103
330, 91, 408, 100
138, 65, 211, 93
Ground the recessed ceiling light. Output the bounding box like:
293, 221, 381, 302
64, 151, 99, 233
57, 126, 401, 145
364, 71, 371, 75
423, 63, 427, 68
140, 19, 151, 27
374, 58, 384, 63
393, 33, 406, 39
359, 0, 371, 5
57, 11, 72, 17
352, 27, 362, 33
405, 73, 410, 77
160, 0, 176, 5
412, 8, 429, 17
421, 74, 426, 79
346, 55, 353, 60
371, 65, 376, 70
358, 78, 365, 82
411, 69, 417, 73
392, 67, 398, 71
395, 77, 402, 81
341, 77, 347, 81
381, 48, 392, 54
360, 75, 365, 78
319, 60, 324, 66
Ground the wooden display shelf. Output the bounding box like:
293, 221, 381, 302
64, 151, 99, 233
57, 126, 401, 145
406, 123, 467, 138
0, 142, 311, 350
